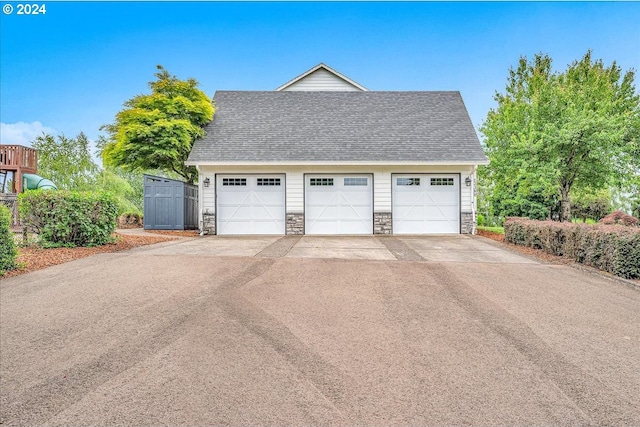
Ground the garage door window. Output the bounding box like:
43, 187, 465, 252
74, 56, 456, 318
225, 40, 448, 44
344, 177, 368, 186
310, 178, 334, 186
222, 178, 247, 186
257, 178, 281, 186
430, 178, 454, 186
397, 177, 420, 186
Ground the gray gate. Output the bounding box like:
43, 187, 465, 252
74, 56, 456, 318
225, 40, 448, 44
143, 175, 198, 230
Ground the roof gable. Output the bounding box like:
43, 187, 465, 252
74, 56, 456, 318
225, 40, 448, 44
276, 63, 367, 92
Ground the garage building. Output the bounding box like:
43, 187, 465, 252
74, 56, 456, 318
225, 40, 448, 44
186, 64, 488, 235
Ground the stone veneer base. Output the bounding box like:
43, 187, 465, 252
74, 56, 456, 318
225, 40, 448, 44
461, 211, 475, 234
202, 213, 216, 235
374, 212, 392, 235
286, 213, 304, 235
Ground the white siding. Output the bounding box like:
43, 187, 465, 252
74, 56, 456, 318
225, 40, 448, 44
280, 69, 362, 92
374, 171, 392, 212
460, 168, 474, 212
286, 171, 304, 212
201, 175, 216, 214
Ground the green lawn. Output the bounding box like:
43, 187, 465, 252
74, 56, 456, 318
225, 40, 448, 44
477, 226, 505, 234
572, 218, 597, 224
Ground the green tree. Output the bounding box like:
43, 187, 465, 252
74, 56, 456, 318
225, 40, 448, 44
100, 65, 214, 184
96, 168, 143, 215
32, 132, 98, 190
571, 188, 611, 222
31, 132, 146, 214
481, 51, 640, 221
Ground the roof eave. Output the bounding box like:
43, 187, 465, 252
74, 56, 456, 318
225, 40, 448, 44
185, 159, 489, 167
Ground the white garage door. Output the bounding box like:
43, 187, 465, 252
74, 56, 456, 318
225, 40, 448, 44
216, 175, 285, 235
392, 174, 460, 234
305, 175, 373, 235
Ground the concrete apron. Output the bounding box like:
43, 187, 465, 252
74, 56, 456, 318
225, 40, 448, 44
140, 234, 539, 264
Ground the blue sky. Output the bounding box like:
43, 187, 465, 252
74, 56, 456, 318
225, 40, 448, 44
1, 1, 639, 152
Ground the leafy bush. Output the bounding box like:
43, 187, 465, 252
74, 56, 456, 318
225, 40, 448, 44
117, 212, 143, 228
477, 213, 485, 227
0, 205, 17, 275
599, 210, 639, 227
505, 218, 640, 279
19, 190, 118, 247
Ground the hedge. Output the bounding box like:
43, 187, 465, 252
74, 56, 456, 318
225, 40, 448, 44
0, 205, 17, 275
19, 190, 118, 247
504, 218, 640, 279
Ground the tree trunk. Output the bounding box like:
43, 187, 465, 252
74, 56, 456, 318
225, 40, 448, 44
560, 184, 572, 222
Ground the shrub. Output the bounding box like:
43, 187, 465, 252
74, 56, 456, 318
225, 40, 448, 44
19, 190, 118, 247
505, 218, 640, 279
0, 205, 17, 275
117, 212, 143, 228
477, 213, 485, 227
599, 210, 639, 227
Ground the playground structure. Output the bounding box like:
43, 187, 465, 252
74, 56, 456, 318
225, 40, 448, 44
1, 144, 57, 225
0, 145, 57, 193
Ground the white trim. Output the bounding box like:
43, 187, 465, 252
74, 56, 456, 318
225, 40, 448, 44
275, 63, 368, 92
196, 165, 203, 233
187, 160, 489, 166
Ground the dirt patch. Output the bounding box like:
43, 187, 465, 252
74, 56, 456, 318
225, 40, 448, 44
477, 228, 505, 242
2, 233, 174, 279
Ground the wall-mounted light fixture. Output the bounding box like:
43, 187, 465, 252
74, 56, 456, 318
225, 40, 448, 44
203, 177, 210, 188
465, 176, 472, 187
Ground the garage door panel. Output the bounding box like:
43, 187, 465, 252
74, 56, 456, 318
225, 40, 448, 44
309, 193, 338, 205
217, 206, 251, 217
339, 209, 369, 220
306, 206, 338, 217
428, 194, 457, 205
339, 193, 371, 204
347, 222, 373, 234
218, 222, 251, 235
305, 175, 373, 235
217, 175, 285, 235
393, 174, 459, 234
425, 205, 457, 216
251, 207, 280, 219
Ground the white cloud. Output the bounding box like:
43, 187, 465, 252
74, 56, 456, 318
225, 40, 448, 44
0, 121, 57, 146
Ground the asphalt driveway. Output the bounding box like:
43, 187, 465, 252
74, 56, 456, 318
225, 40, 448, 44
1, 235, 639, 426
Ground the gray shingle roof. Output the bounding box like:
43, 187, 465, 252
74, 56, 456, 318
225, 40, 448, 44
187, 91, 487, 164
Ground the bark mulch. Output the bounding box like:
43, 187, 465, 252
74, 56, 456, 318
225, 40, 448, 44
2, 233, 175, 279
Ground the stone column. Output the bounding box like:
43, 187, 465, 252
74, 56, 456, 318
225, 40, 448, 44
461, 211, 476, 234
202, 213, 216, 235
374, 212, 392, 235
286, 213, 304, 235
